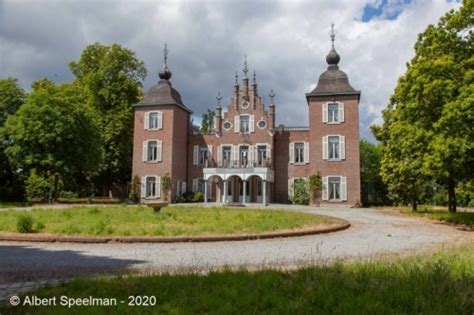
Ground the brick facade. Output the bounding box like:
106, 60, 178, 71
132, 43, 361, 207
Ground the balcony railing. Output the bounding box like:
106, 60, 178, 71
203, 159, 272, 168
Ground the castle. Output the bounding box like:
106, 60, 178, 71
132, 28, 361, 206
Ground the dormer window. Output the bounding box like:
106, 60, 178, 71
241, 101, 249, 109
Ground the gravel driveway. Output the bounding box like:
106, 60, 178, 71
0, 206, 472, 288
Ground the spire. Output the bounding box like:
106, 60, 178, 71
242, 55, 249, 79
252, 70, 257, 85
234, 71, 239, 85
159, 42, 172, 80
326, 23, 340, 67
269, 89, 275, 106
216, 91, 222, 109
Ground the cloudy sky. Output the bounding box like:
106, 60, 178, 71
0, 0, 462, 140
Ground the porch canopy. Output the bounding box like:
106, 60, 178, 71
203, 167, 274, 182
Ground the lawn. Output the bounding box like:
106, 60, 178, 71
0, 205, 333, 237
376, 206, 474, 228
1, 247, 472, 314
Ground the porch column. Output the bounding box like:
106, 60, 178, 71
242, 180, 247, 205
262, 180, 267, 205
223, 180, 228, 204
204, 180, 208, 203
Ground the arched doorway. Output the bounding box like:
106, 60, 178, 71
225, 175, 243, 203
207, 175, 223, 203
247, 175, 263, 203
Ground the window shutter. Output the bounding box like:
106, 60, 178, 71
249, 115, 255, 132
193, 145, 199, 165
182, 182, 187, 194
156, 176, 161, 198
341, 176, 347, 201
322, 176, 328, 201
339, 103, 344, 122
322, 136, 328, 160
142, 141, 148, 162
207, 145, 213, 162
144, 112, 150, 130
304, 142, 309, 164
340, 136, 345, 160
217, 145, 222, 166
234, 115, 240, 133
289, 142, 294, 164
233, 145, 239, 164
157, 140, 163, 162
158, 111, 163, 129
177, 180, 181, 196
141, 177, 146, 198
249, 145, 255, 165
192, 179, 198, 193
322, 103, 328, 123
288, 178, 294, 198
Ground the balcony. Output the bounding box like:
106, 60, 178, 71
203, 159, 274, 182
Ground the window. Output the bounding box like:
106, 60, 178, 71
149, 112, 159, 129
257, 145, 267, 166
241, 101, 249, 109
328, 177, 341, 201
223, 121, 232, 130
147, 140, 158, 162
240, 145, 249, 167
145, 111, 162, 130
294, 142, 304, 164
328, 103, 339, 123
328, 136, 340, 160
198, 146, 208, 166
240, 115, 250, 133
257, 120, 267, 129
146, 177, 157, 198
197, 179, 206, 194
222, 146, 232, 166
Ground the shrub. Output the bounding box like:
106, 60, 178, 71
193, 192, 204, 202
25, 170, 52, 203
59, 191, 78, 199
292, 179, 309, 205
129, 175, 141, 203
309, 172, 323, 206
162, 173, 171, 201
17, 214, 34, 233
34, 221, 45, 231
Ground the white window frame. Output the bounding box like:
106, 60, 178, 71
239, 114, 250, 133
144, 175, 161, 199
257, 119, 267, 129
144, 111, 163, 130
142, 139, 162, 163
322, 176, 347, 202
222, 120, 233, 131
323, 135, 345, 161
322, 101, 344, 124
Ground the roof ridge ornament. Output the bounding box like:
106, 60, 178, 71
330, 22, 336, 48
252, 70, 257, 85
216, 91, 222, 108
235, 71, 239, 85
269, 89, 275, 105
326, 23, 340, 67
242, 55, 249, 79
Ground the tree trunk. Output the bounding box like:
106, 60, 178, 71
412, 186, 417, 211
448, 178, 457, 213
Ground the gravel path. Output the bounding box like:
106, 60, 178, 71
0, 206, 472, 298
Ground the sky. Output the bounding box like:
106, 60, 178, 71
0, 0, 463, 141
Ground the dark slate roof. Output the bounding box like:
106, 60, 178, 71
306, 47, 360, 99
133, 80, 193, 113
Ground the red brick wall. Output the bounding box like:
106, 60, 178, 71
307, 95, 361, 206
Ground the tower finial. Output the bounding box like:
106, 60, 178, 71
216, 91, 222, 108
235, 71, 239, 85
242, 55, 249, 79
330, 22, 336, 48
159, 42, 172, 80
269, 89, 275, 105
252, 70, 257, 85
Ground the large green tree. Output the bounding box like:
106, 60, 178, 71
372, 0, 473, 212
69, 43, 147, 191
199, 109, 216, 135
3, 81, 103, 199
0, 77, 25, 200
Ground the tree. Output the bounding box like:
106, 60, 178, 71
0, 77, 25, 200
308, 172, 322, 206
360, 140, 389, 206
372, 0, 473, 212
161, 173, 171, 202
3, 81, 103, 199
199, 109, 215, 135
292, 179, 309, 205
69, 43, 147, 192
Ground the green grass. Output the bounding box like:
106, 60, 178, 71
0, 205, 332, 237
1, 247, 472, 314
377, 206, 474, 227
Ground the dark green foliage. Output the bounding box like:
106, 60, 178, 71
193, 192, 204, 202
161, 173, 171, 201
360, 140, 389, 206
70, 43, 147, 189
128, 175, 141, 203
292, 179, 309, 205
308, 172, 322, 206
3, 249, 472, 314
16, 214, 34, 233
199, 109, 215, 135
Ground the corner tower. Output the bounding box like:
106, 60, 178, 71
132, 44, 192, 203
306, 24, 361, 206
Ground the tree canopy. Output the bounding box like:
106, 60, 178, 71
372, 0, 473, 212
